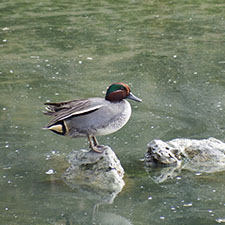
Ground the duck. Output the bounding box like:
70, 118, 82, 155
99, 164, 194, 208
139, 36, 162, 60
43, 82, 142, 153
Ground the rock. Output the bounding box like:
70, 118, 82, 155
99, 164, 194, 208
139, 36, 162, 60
145, 138, 225, 183
62, 146, 125, 197
145, 139, 181, 166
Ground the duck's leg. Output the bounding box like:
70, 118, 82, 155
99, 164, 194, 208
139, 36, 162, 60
92, 136, 99, 146
87, 135, 105, 153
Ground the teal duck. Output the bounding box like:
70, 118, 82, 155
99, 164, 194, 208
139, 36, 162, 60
43, 82, 142, 153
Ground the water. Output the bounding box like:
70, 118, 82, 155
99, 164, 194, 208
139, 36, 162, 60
0, 0, 225, 224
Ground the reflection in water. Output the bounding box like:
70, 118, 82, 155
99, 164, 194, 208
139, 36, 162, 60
146, 166, 181, 184
61, 181, 126, 224
93, 212, 133, 225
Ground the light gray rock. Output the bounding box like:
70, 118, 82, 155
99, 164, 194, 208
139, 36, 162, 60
145, 138, 225, 183
62, 146, 125, 197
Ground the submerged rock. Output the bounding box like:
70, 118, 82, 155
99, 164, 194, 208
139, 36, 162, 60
145, 138, 225, 183
62, 146, 124, 197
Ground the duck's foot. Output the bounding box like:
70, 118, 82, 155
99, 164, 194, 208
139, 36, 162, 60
91, 145, 107, 154
87, 135, 106, 154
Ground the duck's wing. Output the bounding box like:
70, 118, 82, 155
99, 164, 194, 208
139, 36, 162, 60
44, 99, 104, 127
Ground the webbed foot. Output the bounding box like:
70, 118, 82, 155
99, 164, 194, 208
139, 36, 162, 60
91, 145, 107, 154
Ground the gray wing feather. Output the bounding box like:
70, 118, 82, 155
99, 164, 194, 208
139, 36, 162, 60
44, 99, 103, 127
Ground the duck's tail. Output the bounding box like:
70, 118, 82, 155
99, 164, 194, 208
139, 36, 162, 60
42, 120, 68, 136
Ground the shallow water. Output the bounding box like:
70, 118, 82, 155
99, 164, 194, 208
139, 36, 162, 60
1, 0, 225, 224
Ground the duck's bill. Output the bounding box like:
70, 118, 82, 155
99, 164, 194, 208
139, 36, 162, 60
127, 92, 142, 102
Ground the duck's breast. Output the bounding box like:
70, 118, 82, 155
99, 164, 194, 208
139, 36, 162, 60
94, 99, 132, 136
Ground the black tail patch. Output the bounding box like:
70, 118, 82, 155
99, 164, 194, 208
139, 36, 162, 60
47, 120, 68, 136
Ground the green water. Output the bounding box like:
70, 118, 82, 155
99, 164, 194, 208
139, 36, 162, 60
1, 0, 225, 224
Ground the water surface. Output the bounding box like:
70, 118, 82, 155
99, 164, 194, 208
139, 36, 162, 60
0, 0, 225, 224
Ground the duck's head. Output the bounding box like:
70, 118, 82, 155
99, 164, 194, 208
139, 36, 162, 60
105, 82, 142, 102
